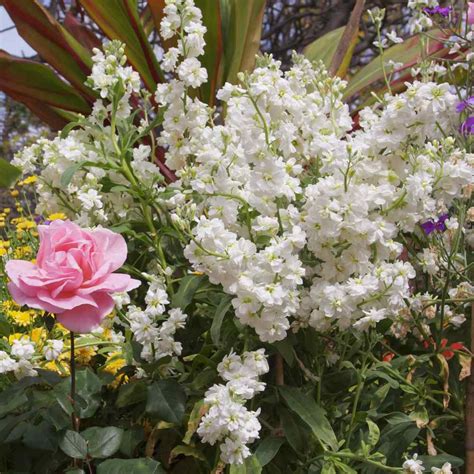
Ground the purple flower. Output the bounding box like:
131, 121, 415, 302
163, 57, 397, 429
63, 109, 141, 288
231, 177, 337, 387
423, 6, 452, 17
421, 213, 449, 235
460, 116, 474, 135
456, 96, 474, 113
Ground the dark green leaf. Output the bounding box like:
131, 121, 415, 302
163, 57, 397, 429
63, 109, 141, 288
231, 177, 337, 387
279, 386, 338, 451
119, 427, 145, 457
0, 159, 21, 188
0, 392, 28, 417
255, 436, 284, 466
172, 274, 205, 310
418, 454, 463, 470
210, 294, 232, 346
82, 426, 123, 458
273, 339, 295, 367
97, 458, 165, 474
116, 380, 147, 408
23, 421, 59, 452
280, 408, 305, 454
146, 380, 187, 424
59, 430, 88, 459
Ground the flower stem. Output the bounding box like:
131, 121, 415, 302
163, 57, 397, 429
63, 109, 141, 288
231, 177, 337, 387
70, 331, 79, 432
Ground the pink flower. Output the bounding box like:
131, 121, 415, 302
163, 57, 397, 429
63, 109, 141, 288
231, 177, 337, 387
6, 220, 140, 333
469, 2, 474, 24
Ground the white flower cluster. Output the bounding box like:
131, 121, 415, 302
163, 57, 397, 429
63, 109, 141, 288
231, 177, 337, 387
156, 30, 471, 341
12, 42, 160, 228
197, 349, 269, 464
155, 0, 209, 171
12, 0, 473, 345
88, 40, 140, 101
403, 454, 453, 473
126, 275, 187, 362
0, 337, 38, 379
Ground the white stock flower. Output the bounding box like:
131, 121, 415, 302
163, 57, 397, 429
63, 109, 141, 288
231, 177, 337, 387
43, 340, 64, 361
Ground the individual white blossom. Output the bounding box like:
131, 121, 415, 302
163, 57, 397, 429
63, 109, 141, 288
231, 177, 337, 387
11, 338, 35, 360
431, 462, 452, 474
43, 340, 64, 361
403, 454, 425, 473
0, 351, 18, 374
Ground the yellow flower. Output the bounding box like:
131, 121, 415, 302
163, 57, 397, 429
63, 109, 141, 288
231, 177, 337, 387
7, 310, 35, 327
103, 352, 126, 375
44, 360, 70, 376
0, 248, 7, 257
19, 176, 38, 186
103, 352, 128, 388
0, 240, 10, 248
2, 300, 18, 312
8, 333, 29, 344
10, 190, 19, 198
75, 346, 96, 364
15, 220, 36, 231
31, 327, 47, 344
48, 213, 67, 221
13, 245, 33, 259
3, 208, 11, 215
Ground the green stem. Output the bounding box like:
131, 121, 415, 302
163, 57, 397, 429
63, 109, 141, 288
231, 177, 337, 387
70, 331, 79, 432
326, 452, 402, 472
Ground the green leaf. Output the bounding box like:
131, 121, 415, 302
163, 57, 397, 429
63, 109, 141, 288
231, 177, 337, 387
59, 430, 88, 459
418, 454, 464, 470
82, 426, 123, 458
366, 419, 380, 447
146, 380, 187, 424
344, 29, 447, 99
2, 0, 94, 98
183, 400, 206, 444
172, 274, 205, 310
280, 408, 305, 454
196, 0, 224, 106
78, 0, 164, 91
97, 458, 165, 474
210, 294, 232, 346
61, 163, 85, 187
220, 0, 266, 84
229, 455, 262, 474
0, 51, 90, 121
303, 27, 345, 69
0, 392, 28, 418
378, 416, 419, 465
23, 421, 59, 452
279, 386, 338, 451
0, 159, 21, 188
116, 380, 147, 408
119, 427, 145, 457
327, 0, 364, 77
56, 368, 103, 418
169, 444, 206, 462
255, 436, 284, 467
273, 339, 295, 367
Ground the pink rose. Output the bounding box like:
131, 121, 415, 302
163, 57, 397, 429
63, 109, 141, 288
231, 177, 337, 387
469, 2, 474, 24
6, 220, 140, 333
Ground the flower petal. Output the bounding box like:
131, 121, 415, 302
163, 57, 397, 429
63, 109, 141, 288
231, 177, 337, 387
56, 293, 115, 333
